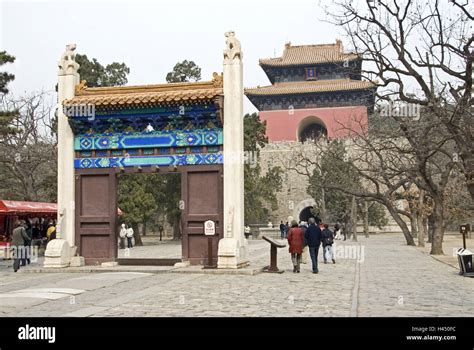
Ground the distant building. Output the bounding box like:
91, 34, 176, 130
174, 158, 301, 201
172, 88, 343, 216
245, 40, 378, 225
245, 40, 376, 142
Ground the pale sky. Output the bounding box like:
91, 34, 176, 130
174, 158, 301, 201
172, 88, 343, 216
0, 0, 343, 113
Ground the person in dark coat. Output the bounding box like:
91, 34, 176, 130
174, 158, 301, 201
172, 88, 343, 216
279, 221, 285, 239
321, 224, 336, 264
11, 220, 30, 272
304, 217, 322, 273
287, 220, 304, 273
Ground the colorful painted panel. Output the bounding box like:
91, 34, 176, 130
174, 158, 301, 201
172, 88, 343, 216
68, 104, 221, 134
74, 152, 223, 169
75, 129, 223, 151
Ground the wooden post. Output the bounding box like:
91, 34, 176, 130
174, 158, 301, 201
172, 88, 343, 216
269, 245, 278, 272
204, 236, 215, 268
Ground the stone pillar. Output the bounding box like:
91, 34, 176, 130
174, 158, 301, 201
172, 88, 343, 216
44, 44, 79, 268
217, 31, 249, 268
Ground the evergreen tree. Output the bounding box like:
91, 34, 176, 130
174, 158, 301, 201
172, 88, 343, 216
166, 60, 201, 83
76, 54, 130, 87
244, 113, 283, 223
0, 51, 17, 138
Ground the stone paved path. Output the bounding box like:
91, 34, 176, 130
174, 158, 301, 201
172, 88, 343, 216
0, 234, 473, 317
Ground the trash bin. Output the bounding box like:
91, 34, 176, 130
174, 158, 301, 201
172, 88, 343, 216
456, 248, 474, 277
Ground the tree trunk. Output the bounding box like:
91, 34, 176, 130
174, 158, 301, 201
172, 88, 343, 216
363, 200, 369, 238
132, 222, 143, 246
430, 197, 445, 255
321, 188, 327, 223
417, 190, 425, 247
408, 200, 418, 238
422, 217, 428, 238
172, 215, 181, 240
462, 150, 474, 202
351, 196, 357, 242
427, 214, 435, 243
142, 221, 147, 236
387, 203, 415, 246
23, 175, 38, 202
410, 215, 418, 238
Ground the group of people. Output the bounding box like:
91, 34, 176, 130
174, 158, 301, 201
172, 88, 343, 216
287, 218, 342, 274
9, 219, 57, 272
119, 223, 134, 249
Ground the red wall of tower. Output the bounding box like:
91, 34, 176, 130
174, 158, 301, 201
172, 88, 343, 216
258, 106, 368, 141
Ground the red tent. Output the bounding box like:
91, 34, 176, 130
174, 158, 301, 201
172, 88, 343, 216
0, 200, 57, 215
0, 200, 122, 242
0, 200, 122, 215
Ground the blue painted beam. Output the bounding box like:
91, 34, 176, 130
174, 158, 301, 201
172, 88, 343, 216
75, 128, 223, 151
74, 152, 223, 169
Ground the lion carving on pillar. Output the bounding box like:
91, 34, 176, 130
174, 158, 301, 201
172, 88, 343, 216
58, 43, 80, 75
224, 31, 242, 61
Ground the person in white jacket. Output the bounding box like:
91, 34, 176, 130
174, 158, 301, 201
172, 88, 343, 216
119, 223, 127, 249
126, 225, 134, 248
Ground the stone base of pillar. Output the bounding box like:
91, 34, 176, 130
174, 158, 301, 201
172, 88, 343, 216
70, 256, 85, 267
43, 239, 75, 268
217, 237, 249, 269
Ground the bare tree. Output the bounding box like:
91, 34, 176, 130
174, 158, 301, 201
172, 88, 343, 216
0, 91, 57, 201
321, 0, 473, 201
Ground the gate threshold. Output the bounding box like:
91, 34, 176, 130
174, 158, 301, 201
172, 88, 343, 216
117, 258, 182, 266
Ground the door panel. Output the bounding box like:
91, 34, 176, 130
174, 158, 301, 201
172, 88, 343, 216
181, 165, 223, 265
75, 169, 117, 265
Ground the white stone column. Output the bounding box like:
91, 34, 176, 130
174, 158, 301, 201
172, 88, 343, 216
217, 31, 249, 268
44, 44, 79, 267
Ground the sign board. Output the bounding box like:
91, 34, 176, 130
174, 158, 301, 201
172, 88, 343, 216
262, 235, 286, 248
204, 220, 215, 236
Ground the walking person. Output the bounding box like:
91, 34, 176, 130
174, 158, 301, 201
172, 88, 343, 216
279, 221, 285, 239
287, 220, 304, 273
126, 225, 134, 248
119, 223, 127, 249
342, 223, 348, 241
299, 221, 309, 264
334, 223, 342, 240
322, 224, 336, 264
11, 220, 30, 272
305, 217, 322, 274
244, 224, 251, 239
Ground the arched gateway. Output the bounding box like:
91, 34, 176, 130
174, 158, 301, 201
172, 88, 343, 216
69, 78, 224, 266
47, 33, 249, 268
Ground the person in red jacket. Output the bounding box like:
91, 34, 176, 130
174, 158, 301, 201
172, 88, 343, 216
287, 220, 304, 273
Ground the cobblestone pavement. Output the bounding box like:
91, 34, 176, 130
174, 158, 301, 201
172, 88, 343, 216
0, 234, 473, 317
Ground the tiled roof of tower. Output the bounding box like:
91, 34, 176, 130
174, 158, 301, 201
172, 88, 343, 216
245, 79, 375, 96
259, 40, 360, 67
64, 73, 223, 108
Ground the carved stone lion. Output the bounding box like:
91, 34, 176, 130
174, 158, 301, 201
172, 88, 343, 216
224, 31, 242, 61
58, 43, 79, 75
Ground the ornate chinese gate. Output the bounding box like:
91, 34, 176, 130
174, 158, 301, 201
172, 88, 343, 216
66, 77, 224, 265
